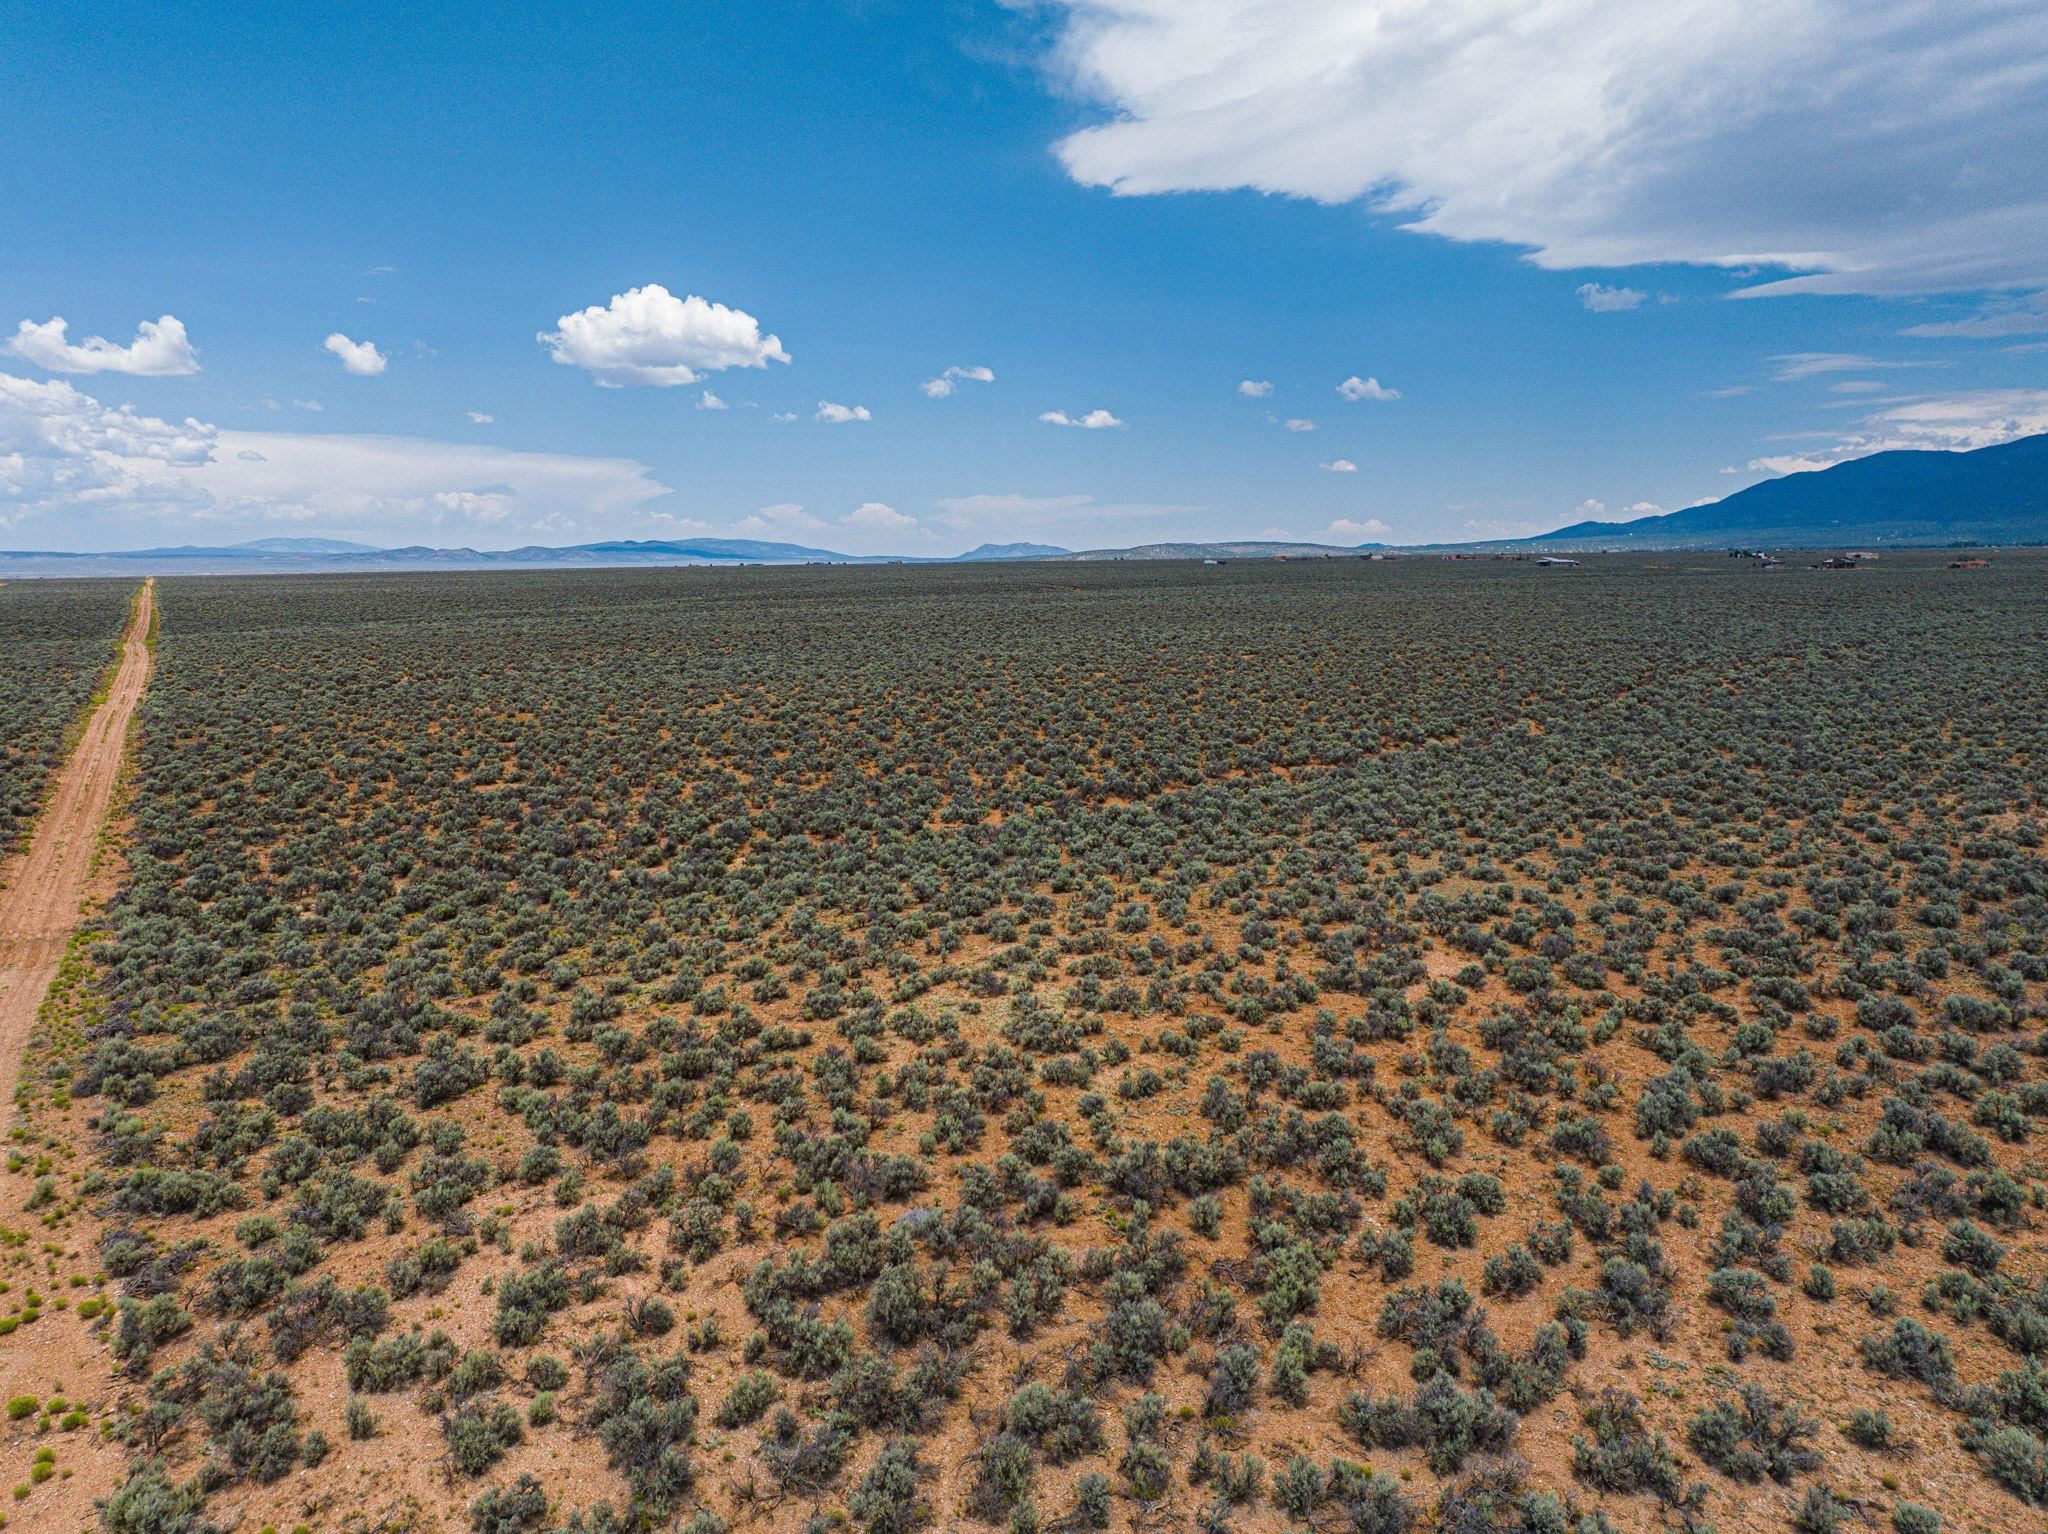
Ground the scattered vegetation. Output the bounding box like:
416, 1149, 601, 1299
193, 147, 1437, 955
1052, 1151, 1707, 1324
12, 556, 2043, 1533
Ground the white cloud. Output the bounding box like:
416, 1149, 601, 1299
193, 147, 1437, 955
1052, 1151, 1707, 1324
732, 502, 828, 535
1324, 517, 1391, 540
1337, 375, 1399, 401
697, 390, 729, 411
324, 333, 388, 376
1745, 388, 2048, 474
842, 501, 919, 533
431, 490, 513, 524
1901, 294, 2048, 338
816, 400, 872, 423
1238, 379, 1274, 397
922, 364, 996, 398
1319, 458, 1358, 473
294, 399, 324, 412
8, 314, 199, 376
1577, 283, 1646, 313
0, 368, 671, 543
467, 410, 494, 424
1038, 0, 2048, 296
770, 411, 798, 422
1574, 499, 1607, 517
0, 372, 214, 526
1826, 381, 1887, 394
1624, 501, 1663, 513
1283, 417, 1316, 432
1768, 352, 1923, 381
1039, 408, 1125, 429
538, 284, 789, 387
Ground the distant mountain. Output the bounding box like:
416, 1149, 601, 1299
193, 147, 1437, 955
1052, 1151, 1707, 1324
1534, 434, 2048, 548
1065, 540, 1386, 561
114, 537, 387, 558
9, 434, 2038, 580
950, 542, 1071, 561
354, 537, 904, 565
230, 537, 384, 555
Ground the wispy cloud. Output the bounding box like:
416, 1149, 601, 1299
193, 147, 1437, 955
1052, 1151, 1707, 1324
1038, 0, 2048, 295
1768, 352, 1940, 382
921, 364, 995, 398
1039, 408, 1124, 429
1744, 387, 2048, 475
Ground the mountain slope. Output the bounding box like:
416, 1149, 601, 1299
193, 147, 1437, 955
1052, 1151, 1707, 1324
1536, 433, 2048, 547
950, 542, 1071, 561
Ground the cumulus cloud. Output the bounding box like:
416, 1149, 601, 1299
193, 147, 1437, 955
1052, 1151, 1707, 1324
1319, 458, 1358, 472
538, 284, 789, 387
1337, 375, 1399, 401
1283, 417, 1316, 432
1039, 408, 1125, 428
0, 368, 670, 542
1038, 0, 2048, 295
816, 400, 872, 423
770, 411, 798, 422
1325, 517, 1391, 540
0, 372, 214, 526
697, 390, 729, 410
431, 490, 513, 524
1238, 379, 1274, 397
1575, 498, 1607, 516
842, 501, 919, 533
324, 333, 388, 376
467, 410, 494, 424
9, 314, 200, 376
922, 364, 996, 398
1577, 283, 1647, 312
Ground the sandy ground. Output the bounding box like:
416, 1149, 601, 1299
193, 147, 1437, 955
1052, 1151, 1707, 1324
0, 583, 149, 1534
0, 581, 151, 1107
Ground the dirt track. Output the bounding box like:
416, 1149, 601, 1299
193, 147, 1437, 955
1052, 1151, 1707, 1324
0, 579, 151, 1108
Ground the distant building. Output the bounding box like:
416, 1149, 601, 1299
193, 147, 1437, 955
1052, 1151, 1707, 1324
1536, 556, 1582, 568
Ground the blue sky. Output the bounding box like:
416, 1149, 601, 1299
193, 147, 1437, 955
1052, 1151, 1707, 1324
3, 0, 2045, 553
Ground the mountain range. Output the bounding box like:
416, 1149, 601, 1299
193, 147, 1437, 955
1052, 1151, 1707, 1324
1531, 433, 2048, 549
4, 434, 2042, 574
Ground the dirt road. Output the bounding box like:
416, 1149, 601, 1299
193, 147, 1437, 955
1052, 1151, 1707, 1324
0, 579, 152, 1108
